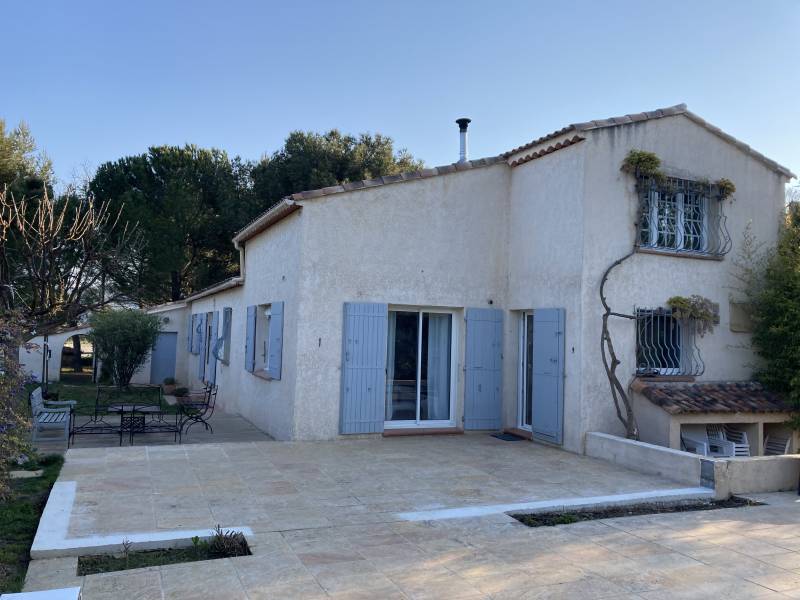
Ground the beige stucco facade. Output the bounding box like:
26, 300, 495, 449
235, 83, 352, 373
26, 107, 792, 451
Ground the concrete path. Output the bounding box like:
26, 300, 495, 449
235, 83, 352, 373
25, 436, 800, 598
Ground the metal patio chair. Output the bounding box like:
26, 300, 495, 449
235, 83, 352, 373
179, 384, 217, 437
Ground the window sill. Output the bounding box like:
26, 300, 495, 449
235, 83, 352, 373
635, 247, 724, 261
252, 370, 275, 381
634, 375, 696, 383
382, 427, 463, 437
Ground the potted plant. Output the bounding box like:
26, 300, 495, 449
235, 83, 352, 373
162, 377, 177, 395
173, 387, 189, 398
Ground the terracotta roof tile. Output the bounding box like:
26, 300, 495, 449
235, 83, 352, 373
634, 381, 791, 415
501, 103, 795, 178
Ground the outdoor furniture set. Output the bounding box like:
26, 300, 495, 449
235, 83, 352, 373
29, 384, 217, 446
682, 424, 792, 457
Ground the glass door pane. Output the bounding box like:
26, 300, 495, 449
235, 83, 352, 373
523, 313, 533, 428
420, 312, 452, 421
386, 311, 418, 421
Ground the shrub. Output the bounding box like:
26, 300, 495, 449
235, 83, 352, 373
173, 387, 189, 397
88, 310, 161, 388
0, 312, 32, 499
163, 377, 176, 385
750, 203, 800, 416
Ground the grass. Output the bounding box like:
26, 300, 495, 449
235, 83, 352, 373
38, 381, 177, 416
0, 454, 64, 593
77, 529, 250, 575
512, 496, 762, 528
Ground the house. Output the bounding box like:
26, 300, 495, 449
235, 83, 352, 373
27, 104, 797, 455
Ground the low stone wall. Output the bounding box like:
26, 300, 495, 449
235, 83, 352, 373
714, 455, 800, 496
585, 432, 704, 487
585, 431, 800, 499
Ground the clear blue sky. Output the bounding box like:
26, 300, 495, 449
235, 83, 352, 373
3, 0, 799, 187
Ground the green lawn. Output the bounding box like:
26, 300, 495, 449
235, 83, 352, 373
0, 454, 64, 593
44, 381, 176, 415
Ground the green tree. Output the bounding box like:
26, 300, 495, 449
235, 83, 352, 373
91, 131, 421, 304
0, 119, 52, 198
88, 309, 161, 388
252, 130, 422, 207
90, 145, 244, 303
749, 202, 800, 416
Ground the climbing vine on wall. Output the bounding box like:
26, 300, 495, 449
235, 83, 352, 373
599, 150, 734, 440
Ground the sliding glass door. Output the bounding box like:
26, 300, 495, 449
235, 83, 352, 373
386, 310, 454, 427
518, 312, 534, 430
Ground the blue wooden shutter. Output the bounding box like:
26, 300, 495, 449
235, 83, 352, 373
340, 302, 388, 434
244, 305, 257, 373
532, 308, 565, 445
197, 313, 207, 380
464, 308, 503, 430
186, 314, 194, 351
208, 311, 219, 384
191, 315, 202, 354
266, 301, 284, 380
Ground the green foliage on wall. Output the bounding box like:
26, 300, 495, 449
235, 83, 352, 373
666, 295, 719, 337
621, 149, 663, 181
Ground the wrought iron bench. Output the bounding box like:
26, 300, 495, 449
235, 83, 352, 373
30, 387, 75, 443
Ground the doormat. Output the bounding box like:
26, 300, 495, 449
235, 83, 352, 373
491, 432, 526, 441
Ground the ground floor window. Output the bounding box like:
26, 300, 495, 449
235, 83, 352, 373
518, 312, 534, 430
385, 309, 454, 426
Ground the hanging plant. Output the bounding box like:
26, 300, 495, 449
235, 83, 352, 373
714, 178, 736, 201
666, 295, 719, 336
621, 150, 664, 182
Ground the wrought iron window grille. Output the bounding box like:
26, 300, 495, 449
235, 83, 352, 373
635, 307, 704, 377
636, 177, 731, 257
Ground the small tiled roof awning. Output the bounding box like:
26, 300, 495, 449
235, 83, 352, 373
633, 381, 791, 415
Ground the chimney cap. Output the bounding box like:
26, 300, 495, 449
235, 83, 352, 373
455, 118, 471, 131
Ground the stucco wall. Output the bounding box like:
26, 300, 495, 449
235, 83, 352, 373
203, 211, 302, 440
505, 143, 587, 452
291, 164, 510, 440
183, 288, 242, 416
578, 115, 788, 439
131, 304, 188, 386
19, 327, 92, 383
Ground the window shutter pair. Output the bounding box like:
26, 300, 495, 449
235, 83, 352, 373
244, 302, 283, 380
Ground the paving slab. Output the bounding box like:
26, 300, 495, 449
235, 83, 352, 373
22, 436, 800, 598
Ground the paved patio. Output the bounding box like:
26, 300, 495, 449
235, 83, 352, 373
23, 435, 800, 598
32, 409, 272, 454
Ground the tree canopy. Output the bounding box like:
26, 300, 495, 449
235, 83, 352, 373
90, 130, 421, 303
252, 130, 422, 204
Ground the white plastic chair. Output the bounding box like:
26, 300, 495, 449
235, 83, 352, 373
681, 434, 711, 456
706, 424, 750, 457
764, 434, 791, 455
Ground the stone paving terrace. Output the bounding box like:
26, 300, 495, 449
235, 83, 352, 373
24, 435, 800, 598
59, 435, 685, 538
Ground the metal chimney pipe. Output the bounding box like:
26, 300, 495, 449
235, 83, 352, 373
456, 118, 471, 163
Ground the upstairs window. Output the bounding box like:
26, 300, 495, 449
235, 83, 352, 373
636, 307, 704, 376
638, 177, 730, 256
